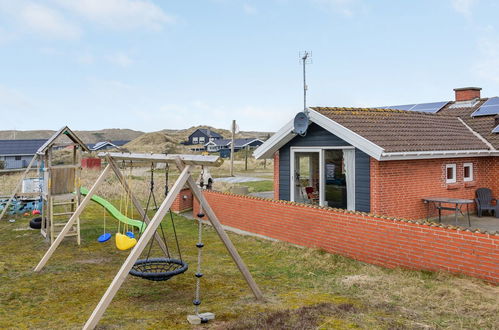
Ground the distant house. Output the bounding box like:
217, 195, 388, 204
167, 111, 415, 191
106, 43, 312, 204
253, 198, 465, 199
205, 138, 264, 153
87, 140, 129, 151
186, 129, 223, 146
0, 139, 47, 169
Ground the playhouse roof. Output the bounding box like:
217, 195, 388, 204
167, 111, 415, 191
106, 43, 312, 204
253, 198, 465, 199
254, 98, 499, 161
37, 126, 90, 154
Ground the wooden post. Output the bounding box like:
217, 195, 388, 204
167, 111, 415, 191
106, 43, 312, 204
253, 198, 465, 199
83, 164, 192, 330
230, 120, 235, 176
0, 154, 38, 221
106, 156, 169, 256
175, 159, 264, 301
244, 145, 249, 171
34, 164, 112, 272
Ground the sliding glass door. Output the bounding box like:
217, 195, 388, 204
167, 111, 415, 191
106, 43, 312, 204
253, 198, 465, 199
291, 147, 355, 210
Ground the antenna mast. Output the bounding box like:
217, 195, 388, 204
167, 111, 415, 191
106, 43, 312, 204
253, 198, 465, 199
300, 51, 312, 114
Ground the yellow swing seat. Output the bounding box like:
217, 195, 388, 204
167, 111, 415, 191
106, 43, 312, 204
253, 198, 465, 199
116, 233, 137, 251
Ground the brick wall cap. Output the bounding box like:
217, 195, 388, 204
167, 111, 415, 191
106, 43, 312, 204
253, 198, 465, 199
453, 87, 482, 91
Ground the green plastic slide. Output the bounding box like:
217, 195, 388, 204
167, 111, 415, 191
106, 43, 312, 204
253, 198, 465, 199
80, 187, 146, 233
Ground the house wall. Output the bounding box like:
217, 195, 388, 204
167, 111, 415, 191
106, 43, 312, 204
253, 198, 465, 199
193, 190, 499, 283
371, 156, 499, 220
188, 130, 208, 145
188, 130, 222, 145
171, 188, 193, 213
0, 155, 36, 169
278, 123, 370, 212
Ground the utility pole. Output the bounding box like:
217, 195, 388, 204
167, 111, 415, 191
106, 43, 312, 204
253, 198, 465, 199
230, 120, 236, 176
244, 145, 249, 171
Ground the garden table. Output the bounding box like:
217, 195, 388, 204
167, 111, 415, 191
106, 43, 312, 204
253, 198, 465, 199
422, 197, 473, 227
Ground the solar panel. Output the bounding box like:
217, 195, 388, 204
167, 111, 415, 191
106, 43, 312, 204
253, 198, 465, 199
471, 97, 499, 117
410, 101, 449, 113
381, 104, 416, 111
493, 124, 499, 133
377, 101, 448, 113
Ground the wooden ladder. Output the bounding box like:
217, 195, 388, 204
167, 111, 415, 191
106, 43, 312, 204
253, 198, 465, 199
49, 197, 81, 245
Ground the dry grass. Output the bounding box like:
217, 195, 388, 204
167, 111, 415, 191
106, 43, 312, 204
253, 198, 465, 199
1, 164, 498, 329
0, 203, 498, 329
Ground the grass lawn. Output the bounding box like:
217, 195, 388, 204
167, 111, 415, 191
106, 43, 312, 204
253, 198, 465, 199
0, 203, 498, 329
238, 180, 273, 193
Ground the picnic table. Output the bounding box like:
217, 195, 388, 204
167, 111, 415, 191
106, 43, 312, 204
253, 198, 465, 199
422, 197, 473, 226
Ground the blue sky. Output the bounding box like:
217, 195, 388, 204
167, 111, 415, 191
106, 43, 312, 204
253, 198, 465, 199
1, 0, 499, 132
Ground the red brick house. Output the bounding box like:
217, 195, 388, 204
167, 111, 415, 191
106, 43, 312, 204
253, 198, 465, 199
254, 87, 499, 220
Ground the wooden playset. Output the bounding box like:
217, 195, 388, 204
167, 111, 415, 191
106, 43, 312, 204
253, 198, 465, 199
33, 152, 264, 329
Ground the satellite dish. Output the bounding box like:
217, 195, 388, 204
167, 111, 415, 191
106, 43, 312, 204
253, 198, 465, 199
293, 111, 309, 136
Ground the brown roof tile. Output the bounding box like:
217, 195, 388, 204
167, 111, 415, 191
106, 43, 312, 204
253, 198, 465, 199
311, 107, 491, 153
438, 99, 499, 149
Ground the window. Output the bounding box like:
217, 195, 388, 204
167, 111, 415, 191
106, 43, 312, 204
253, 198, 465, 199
209, 137, 215, 142
446, 164, 456, 183
15, 156, 21, 161
192, 137, 198, 144
463, 163, 473, 182
199, 136, 205, 143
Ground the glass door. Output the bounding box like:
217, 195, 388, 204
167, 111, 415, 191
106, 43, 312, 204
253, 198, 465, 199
292, 151, 320, 204
324, 149, 347, 209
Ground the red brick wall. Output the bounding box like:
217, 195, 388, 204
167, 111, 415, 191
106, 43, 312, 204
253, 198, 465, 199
193, 190, 499, 283
171, 188, 193, 213
455, 88, 481, 101
273, 151, 280, 200
371, 157, 498, 220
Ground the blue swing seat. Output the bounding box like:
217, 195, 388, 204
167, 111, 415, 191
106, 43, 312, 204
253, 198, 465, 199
98, 233, 112, 243
125, 231, 135, 239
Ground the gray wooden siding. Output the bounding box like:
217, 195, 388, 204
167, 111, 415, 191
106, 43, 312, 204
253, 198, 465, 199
278, 123, 370, 212
0, 155, 37, 169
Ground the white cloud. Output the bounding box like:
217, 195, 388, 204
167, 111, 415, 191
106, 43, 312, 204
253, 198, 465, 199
472, 35, 499, 84
19, 2, 81, 39
106, 52, 134, 67
53, 0, 175, 31
243, 3, 257, 15
451, 0, 478, 17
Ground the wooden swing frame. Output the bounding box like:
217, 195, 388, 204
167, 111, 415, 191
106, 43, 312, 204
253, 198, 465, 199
33, 152, 264, 329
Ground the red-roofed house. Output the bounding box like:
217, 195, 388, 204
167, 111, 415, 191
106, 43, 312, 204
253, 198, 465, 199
254, 87, 499, 220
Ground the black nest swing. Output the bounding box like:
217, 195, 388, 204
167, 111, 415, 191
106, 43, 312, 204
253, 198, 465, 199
130, 258, 188, 281
129, 162, 188, 282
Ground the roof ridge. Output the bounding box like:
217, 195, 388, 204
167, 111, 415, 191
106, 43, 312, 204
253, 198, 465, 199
311, 106, 450, 116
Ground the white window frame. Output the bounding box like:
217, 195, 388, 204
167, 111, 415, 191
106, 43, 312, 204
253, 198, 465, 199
445, 164, 457, 184
463, 163, 473, 182
199, 136, 205, 143
290, 146, 355, 210
192, 137, 198, 144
